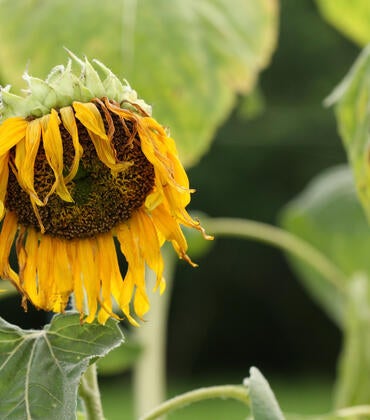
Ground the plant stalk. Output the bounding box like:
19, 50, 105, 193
133, 245, 177, 418
204, 217, 347, 293
140, 385, 249, 420
79, 363, 105, 420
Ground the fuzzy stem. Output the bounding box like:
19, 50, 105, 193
140, 385, 250, 420
204, 217, 347, 293
133, 245, 177, 417
79, 363, 105, 420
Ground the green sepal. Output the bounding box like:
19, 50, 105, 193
0, 52, 151, 122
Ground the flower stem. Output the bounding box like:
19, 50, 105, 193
79, 363, 105, 420
204, 217, 347, 293
139, 385, 249, 420
133, 245, 177, 417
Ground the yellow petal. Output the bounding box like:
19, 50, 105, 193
78, 238, 100, 323
15, 119, 43, 206
0, 211, 19, 284
36, 234, 53, 309
0, 153, 9, 220
41, 110, 73, 202
96, 233, 114, 324
151, 203, 197, 267
134, 287, 150, 319
73, 101, 130, 173
116, 222, 149, 318
60, 106, 83, 184
20, 228, 40, 306
73, 101, 108, 139
50, 237, 73, 313
0, 117, 27, 155
145, 188, 163, 212
69, 241, 85, 316
130, 209, 164, 291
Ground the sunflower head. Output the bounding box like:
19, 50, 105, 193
0, 52, 211, 324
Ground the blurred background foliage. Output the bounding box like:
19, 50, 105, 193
1, 0, 369, 417
173, 0, 358, 379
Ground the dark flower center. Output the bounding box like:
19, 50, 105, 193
6, 106, 155, 239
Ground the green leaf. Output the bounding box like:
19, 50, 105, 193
316, 0, 370, 46
246, 367, 284, 420
334, 274, 370, 408
0, 312, 124, 420
328, 45, 370, 220
0, 0, 278, 166
280, 165, 370, 326
97, 336, 141, 376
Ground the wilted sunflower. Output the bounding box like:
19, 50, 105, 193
0, 52, 210, 324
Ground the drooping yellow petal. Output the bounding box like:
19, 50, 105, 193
134, 287, 150, 319
0, 117, 27, 155
145, 188, 163, 212
50, 237, 73, 313
60, 106, 83, 184
41, 110, 74, 203
19, 228, 40, 306
0, 211, 19, 284
15, 119, 43, 206
77, 238, 100, 323
69, 240, 85, 316
96, 233, 114, 324
151, 203, 197, 267
116, 221, 149, 318
0, 153, 9, 220
73, 101, 108, 140
73, 101, 131, 173
130, 209, 164, 291
36, 234, 53, 309
117, 274, 139, 326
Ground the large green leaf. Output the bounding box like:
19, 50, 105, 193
0, 313, 124, 420
328, 45, 370, 220
316, 0, 370, 46
281, 166, 370, 410
280, 165, 370, 325
0, 0, 278, 166
246, 367, 284, 420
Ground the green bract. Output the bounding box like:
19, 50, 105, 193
0, 51, 152, 121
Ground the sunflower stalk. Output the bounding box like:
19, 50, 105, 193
79, 363, 105, 420
133, 245, 177, 418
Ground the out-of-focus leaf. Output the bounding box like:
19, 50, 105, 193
0, 313, 124, 420
280, 165, 370, 326
246, 367, 284, 420
316, 0, 370, 46
327, 45, 370, 220
0, 0, 278, 166
334, 274, 370, 408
